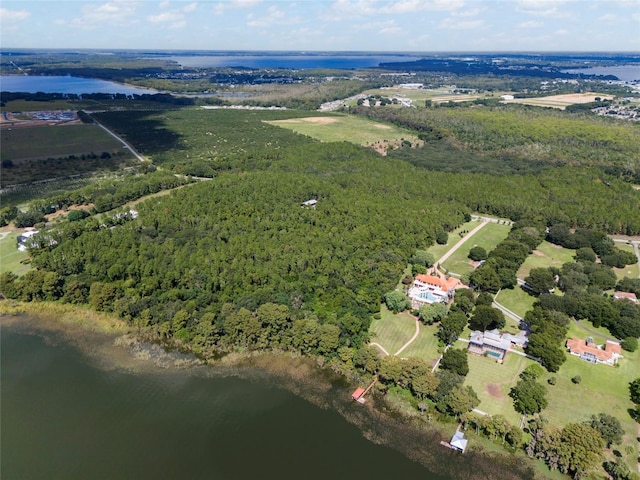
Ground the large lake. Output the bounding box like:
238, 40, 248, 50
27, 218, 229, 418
561, 64, 640, 82
0, 75, 158, 95
1, 320, 537, 480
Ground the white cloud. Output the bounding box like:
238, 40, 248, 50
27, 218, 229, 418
183, 2, 197, 12
67, 1, 141, 29
214, 0, 261, 15
517, 20, 543, 28
159, 0, 170, 8
555, 28, 568, 35
148, 10, 187, 28
322, 0, 463, 20
0, 7, 31, 22
439, 17, 484, 30
246, 5, 301, 27
515, 0, 569, 17
598, 13, 617, 22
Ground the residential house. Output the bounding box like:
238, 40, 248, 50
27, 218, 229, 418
468, 329, 512, 362
408, 273, 458, 308
566, 338, 623, 366
613, 291, 638, 304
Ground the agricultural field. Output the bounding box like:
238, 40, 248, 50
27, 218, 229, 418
369, 306, 417, 356
1, 124, 136, 186
516, 241, 576, 279
462, 349, 532, 425
612, 242, 640, 280
0, 229, 30, 276
441, 222, 511, 276
501, 92, 614, 110
267, 114, 422, 154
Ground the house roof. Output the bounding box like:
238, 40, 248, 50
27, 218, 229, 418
450, 431, 468, 452
613, 291, 638, 303
415, 274, 458, 291
469, 330, 511, 351
566, 338, 622, 363
351, 388, 366, 399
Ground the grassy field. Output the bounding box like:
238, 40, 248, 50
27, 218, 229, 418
442, 222, 511, 276
397, 323, 441, 364
0, 230, 31, 276
541, 348, 639, 471
427, 219, 481, 261
462, 347, 533, 425
267, 114, 422, 151
502, 92, 614, 110
612, 242, 640, 280
517, 241, 576, 279
369, 306, 416, 355
495, 287, 537, 319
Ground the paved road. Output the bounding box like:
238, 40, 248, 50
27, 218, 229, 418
435, 220, 488, 267
91, 114, 146, 163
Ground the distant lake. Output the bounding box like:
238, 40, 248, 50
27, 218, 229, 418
0, 75, 158, 95
561, 65, 640, 82
167, 54, 418, 69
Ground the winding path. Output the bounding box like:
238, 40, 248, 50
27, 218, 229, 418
434, 220, 488, 267
394, 318, 420, 356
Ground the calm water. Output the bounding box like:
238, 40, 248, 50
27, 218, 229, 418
167, 54, 417, 69
1, 324, 444, 480
0, 75, 158, 95
561, 64, 640, 82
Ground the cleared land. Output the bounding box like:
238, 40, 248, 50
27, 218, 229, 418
0, 230, 30, 276
397, 323, 441, 364
267, 114, 422, 154
494, 287, 536, 319
441, 222, 511, 276
517, 241, 575, 279
501, 92, 614, 110
612, 242, 640, 280
369, 306, 416, 355
426, 219, 480, 261
463, 349, 532, 425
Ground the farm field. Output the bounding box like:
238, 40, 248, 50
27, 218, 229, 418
501, 92, 614, 110
267, 114, 421, 152
494, 287, 536, 319
612, 242, 640, 280
369, 306, 416, 356
0, 230, 30, 276
462, 348, 532, 425
441, 222, 511, 276
517, 241, 575, 279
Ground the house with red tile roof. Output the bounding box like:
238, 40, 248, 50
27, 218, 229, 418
408, 273, 459, 308
613, 291, 638, 303
566, 338, 623, 366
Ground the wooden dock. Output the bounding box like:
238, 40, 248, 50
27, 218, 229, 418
351, 378, 377, 404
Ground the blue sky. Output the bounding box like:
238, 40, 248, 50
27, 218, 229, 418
1, 0, 639, 52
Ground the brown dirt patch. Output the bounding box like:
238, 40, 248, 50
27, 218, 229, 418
291, 117, 338, 124
531, 250, 545, 257
373, 123, 392, 129
486, 383, 503, 399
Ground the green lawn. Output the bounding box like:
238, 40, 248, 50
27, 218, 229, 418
495, 287, 536, 319
427, 219, 481, 262
517, 241, 576, 279
612, 242, 639, 280
398, 323, 441, 364
369, 306, 417, 355
0, 230, 31, 276
462, 348, 533, 425
267, 114, 421, 147
442, 222, 511, 276
542, 349, 639, 471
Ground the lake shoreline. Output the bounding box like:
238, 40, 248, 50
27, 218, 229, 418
0, 300, 548, 480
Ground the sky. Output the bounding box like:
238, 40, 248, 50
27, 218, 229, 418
1, 0, 639, 52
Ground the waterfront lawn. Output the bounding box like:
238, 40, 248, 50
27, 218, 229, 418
541, 348, 639, 471
399, 323, 441, 364
517, 241, 575, 279
369, 306, 416, 356
612, 243, 639, 280
0, 230, 30, 276
494, 287, 536, 319
441, 222, 510, 276
462, 350, 532, 425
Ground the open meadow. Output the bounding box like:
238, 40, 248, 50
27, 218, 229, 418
501, 92, 615, 110
612, 242, 640, 280
426, 219, 481, 261
494, 287, 536, 319
517, 241, 576, 279
267, 114, 422, 154
369, 306, 416, 356
441, 222, 511, 276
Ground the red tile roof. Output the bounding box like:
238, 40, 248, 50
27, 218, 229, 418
566, 338, 622, 363
614, 291, 638, 303
415, 274, 458, 291
351, 388, 366, 400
